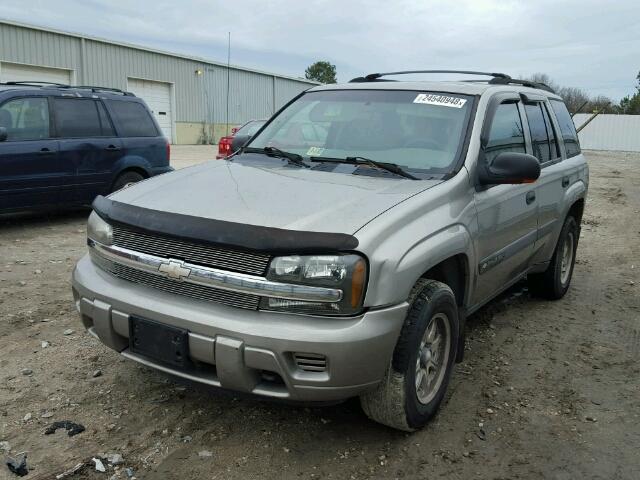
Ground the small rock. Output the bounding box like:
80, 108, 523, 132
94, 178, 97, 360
0, 441, 10, 452
92, 369, 103, 378
23, 413, 32, 422
41, 341, 50, 349
125, 467, 135, 478
41, 411, 54, 418
283, 447, 290, 453
486, 408, 494, 414
585, 416, 597, 422
21, 368, 33, 376
476, 429, 486, 441
198, 450, 213, 458
19, 281, 27, 286
41, 318, 51, 322
63, 329, 74, 336
34, 269, 42, 274
92, 457, 106, 472
6, 452, 28, 476
106, 453, 124, 465
181, 435, 192, 443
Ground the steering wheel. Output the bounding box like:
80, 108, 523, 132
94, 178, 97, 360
403, 139, 442, 149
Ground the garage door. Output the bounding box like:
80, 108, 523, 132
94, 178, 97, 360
0, 62, 72, 85
127, 78, 173, 141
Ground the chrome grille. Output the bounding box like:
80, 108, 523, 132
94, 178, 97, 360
112, 225, 270, 275
97, 256, 260, 310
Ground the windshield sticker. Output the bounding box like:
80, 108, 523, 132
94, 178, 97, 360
306, 146, 325, 156
413, 94, 467, 108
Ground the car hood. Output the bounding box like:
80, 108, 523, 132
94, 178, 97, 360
110, 160, 441, 234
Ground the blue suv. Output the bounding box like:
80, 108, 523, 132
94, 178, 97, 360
0, 82, 172, 213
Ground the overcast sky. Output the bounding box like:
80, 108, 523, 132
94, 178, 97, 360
2, 0, 638, 100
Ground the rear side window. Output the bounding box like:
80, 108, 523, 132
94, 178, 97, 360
107, 100, 158, 137
54, 98, 111, 138
525, 103, 559, 163
550, 99, 581, 157
97, 101, 115, 137
0, 97, 50, 141
484, 102, 526, 164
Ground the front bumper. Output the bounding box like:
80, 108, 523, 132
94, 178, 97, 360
72, 254, 408, 402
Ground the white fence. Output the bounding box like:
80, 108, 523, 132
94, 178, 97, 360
573, 114, 640, 152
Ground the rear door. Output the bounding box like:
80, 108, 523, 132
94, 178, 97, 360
521, 96, 565, 265
52, 97, 123, 204
472, 95, 539, 305
0, 95, 66, 211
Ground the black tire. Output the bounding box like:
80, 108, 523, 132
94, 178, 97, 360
528, 215, 579, 300
111, 171, 145, 193
360, 279, 459, 431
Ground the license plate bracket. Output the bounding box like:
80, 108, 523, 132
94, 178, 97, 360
129, 317, 189, 368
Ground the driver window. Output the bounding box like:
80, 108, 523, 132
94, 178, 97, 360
484, 102, 525, 164
0, 97, 50, 141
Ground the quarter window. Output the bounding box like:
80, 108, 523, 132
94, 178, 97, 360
550, 99, 581, 157
484, 102, 526, 164
0, 97, 50, 141
106, 100, 158, 137
54, 98, 105, 138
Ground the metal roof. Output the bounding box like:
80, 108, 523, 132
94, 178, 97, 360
0, 18, 319, 86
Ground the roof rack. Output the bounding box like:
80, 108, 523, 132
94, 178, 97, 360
1, 81, 134, 96
350, 70, 511, 82
3, 81, 68, 87
60, 85, 134, 96
349, 70, 556, 93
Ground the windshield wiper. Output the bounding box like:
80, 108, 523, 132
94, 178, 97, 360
243, 146, 309, 168
311, 156, 418, 180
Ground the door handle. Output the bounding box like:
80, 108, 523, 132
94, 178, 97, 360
526, 191, 536, 205
105, 145, 121, 151
38, 148, 55, 155
562, 177, 570, 188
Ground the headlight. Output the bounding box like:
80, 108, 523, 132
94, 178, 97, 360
87, 211, 113, 245
260, 254, 367, 316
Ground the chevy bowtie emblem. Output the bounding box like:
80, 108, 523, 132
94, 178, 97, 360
158, 259, 191, 281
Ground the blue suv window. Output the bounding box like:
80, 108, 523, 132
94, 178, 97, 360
107, 100, 158, 137
0, 97, 50, 141
54, 98, 113, 138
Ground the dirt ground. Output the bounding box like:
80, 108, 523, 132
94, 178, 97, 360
0, 148, 638, 480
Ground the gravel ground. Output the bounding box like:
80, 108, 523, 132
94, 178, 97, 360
0, 149, 638, 479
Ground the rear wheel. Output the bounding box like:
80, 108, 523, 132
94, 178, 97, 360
360, 279, 459, 431
528, 215, 578, 299
111, 171, 145, 193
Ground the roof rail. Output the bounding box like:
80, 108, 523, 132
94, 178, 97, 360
349, 70, 511, 83
0, 81, 134, 96
3, 81, 68, 87
60, 85, 134, 96
348, 70, 556, 93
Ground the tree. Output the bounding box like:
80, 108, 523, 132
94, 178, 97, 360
305, 61, 337, 84
615, 70, 640, 114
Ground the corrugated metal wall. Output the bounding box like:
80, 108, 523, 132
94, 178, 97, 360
0, 21, 315, 126
574, 114, 640, 152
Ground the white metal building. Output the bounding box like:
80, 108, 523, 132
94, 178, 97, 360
573, 113, 640, 152
0, 19, 317, 144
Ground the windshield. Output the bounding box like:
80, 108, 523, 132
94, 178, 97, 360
248, 89, 474, 175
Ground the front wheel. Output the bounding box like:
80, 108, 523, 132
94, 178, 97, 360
360, 279, 459, 431
528, 215, 579, 299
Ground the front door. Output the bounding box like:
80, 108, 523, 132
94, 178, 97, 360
472, 97, 539, 305
0, 96, 69, 211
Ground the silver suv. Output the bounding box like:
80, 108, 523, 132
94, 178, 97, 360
72, 70, 588, 431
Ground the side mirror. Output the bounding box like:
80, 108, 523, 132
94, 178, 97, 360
230, 134, 251, 154
478, 152, 540, 185
0, 127, 7, 142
